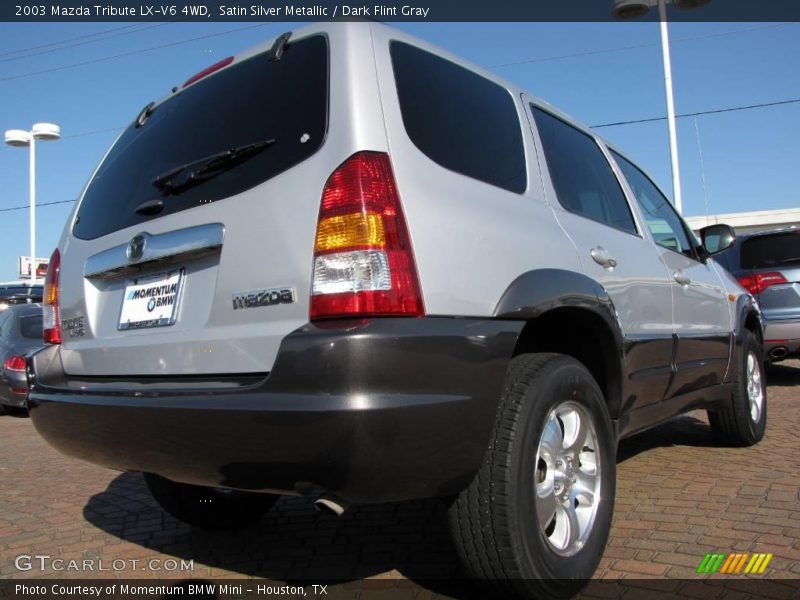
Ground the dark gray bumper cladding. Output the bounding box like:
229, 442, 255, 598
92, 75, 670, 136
27, 318, 522, 504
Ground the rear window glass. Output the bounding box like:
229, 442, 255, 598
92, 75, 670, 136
390, 41, 527, 194
73, 35, 329, 240
20, 315, 43, 339
741, 232, 800, 269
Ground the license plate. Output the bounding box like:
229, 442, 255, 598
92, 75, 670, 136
118, 268, 185, 331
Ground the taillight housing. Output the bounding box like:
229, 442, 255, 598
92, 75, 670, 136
738, 272, 788, 296
3, 355, 26, 372
310, 152, 424, 320
43, 248, 62, 344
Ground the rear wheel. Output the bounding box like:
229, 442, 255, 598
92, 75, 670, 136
708, 329, 766, 446
144, 473, 278, 530
448, 353, 616, 598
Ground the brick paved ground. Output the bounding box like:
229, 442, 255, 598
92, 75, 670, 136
1, 361, 798, 598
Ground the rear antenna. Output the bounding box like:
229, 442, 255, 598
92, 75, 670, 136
269, 32, 292, 62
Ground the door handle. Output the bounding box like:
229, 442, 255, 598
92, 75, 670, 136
590, 246, 617, 269
673, 270, 691, 285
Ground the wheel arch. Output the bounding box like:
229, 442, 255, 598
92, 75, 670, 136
494, 269, 625, 419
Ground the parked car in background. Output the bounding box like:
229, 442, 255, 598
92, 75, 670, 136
712, 226, 800, 361
0, 303, 43, 413
0, 282, 43, 313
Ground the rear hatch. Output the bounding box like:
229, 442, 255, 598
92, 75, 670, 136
58, 32, 330, 377
739, 230, 800, 322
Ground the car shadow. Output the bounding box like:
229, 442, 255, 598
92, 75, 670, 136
84, 472, 480, 598
765, 359, 800, 387
616, 413, 718, 464
86, 413, 722, 595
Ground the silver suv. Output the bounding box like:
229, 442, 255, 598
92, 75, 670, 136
29, 23, 765, 597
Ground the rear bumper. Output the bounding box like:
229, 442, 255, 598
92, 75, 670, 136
762, 317, 800, 360
28, 318, 521, 504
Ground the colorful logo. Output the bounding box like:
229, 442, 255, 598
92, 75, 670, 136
697, 552, 773, 575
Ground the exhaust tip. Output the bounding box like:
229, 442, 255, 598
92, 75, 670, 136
770, 347, 789, 360
314, 495, 348, 517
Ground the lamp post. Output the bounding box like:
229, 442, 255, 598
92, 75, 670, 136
612, 0, 711, 214
4, 123, 61, 283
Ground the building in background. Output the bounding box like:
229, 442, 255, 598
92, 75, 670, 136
685, 207, 800, 236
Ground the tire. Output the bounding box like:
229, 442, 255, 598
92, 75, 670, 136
708, 329, 767, 447
144, 473, 278, 530
448, 353, 616, 599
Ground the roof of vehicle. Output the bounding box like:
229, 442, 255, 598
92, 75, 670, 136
735, 225, 799, 241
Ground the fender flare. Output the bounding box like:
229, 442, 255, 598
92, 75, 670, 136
494, 268, 624, 351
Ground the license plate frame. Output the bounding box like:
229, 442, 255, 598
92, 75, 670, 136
118, 268, 185, 331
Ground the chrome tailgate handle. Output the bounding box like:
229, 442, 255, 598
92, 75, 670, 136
85, 223, 225, 280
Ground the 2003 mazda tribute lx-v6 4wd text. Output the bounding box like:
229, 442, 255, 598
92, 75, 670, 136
28, 23, 766, 598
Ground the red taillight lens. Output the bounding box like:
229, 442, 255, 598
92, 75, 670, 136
182, 56, 234, 88
738, 271, 788, 295
3, 355, 26, 372
310, 152, 424, 320
43, 248, 62, 344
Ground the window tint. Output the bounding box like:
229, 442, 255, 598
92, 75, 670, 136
741, 232, 800, 269
391, 42, 526, 193
73, 35, 329, 240
611, 151, 694, 256
20, 315, 43, 339
532, 107, 636, 234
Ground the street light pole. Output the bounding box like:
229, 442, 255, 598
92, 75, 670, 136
658, 0, 683, 213
29, 133, 37, 284
4, 123, 60, 284
612, 0, 712, 214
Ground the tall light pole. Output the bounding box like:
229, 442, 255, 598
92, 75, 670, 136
612, 0, 711, 214
4, 123, 61, 284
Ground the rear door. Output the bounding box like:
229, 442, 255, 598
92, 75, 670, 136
57, 32, 336, 377
528, 105, 675, 411
610, 151, 731, 397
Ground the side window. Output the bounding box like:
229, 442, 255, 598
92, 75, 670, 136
531, 107, 637, 234
391, 42, 527, 194
0, 313, 8, 338
611, 151, 694, 257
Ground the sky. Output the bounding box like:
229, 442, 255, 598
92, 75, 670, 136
0, 19, 798, 282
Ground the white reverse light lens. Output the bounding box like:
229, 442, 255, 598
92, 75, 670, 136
312, 250, 391, 295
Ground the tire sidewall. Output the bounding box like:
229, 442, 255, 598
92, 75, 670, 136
737, 330, 767, 442
509, 358, 616, 582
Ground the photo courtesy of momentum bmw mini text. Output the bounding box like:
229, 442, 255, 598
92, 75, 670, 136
1, 1, 800, 599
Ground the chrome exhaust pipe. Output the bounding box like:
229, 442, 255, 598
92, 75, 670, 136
313, 495, 348, 516
770, 347, 788, 360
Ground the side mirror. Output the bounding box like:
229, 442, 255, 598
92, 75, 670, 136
699, 223, 736, 256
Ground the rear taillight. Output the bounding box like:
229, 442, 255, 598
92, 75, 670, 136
310, 152, 424, 320
43, 248, 61, 344
3, 355, 26, 372
738, 272, 788, 295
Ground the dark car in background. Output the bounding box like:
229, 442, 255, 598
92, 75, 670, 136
0, 303, 44, 413
714, 226, 800, 361
0, 283, 43, 313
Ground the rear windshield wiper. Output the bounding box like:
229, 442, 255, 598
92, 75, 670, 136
152, 138, 276, 194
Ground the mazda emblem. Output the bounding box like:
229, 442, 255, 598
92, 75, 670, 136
127, 234, 147, 262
